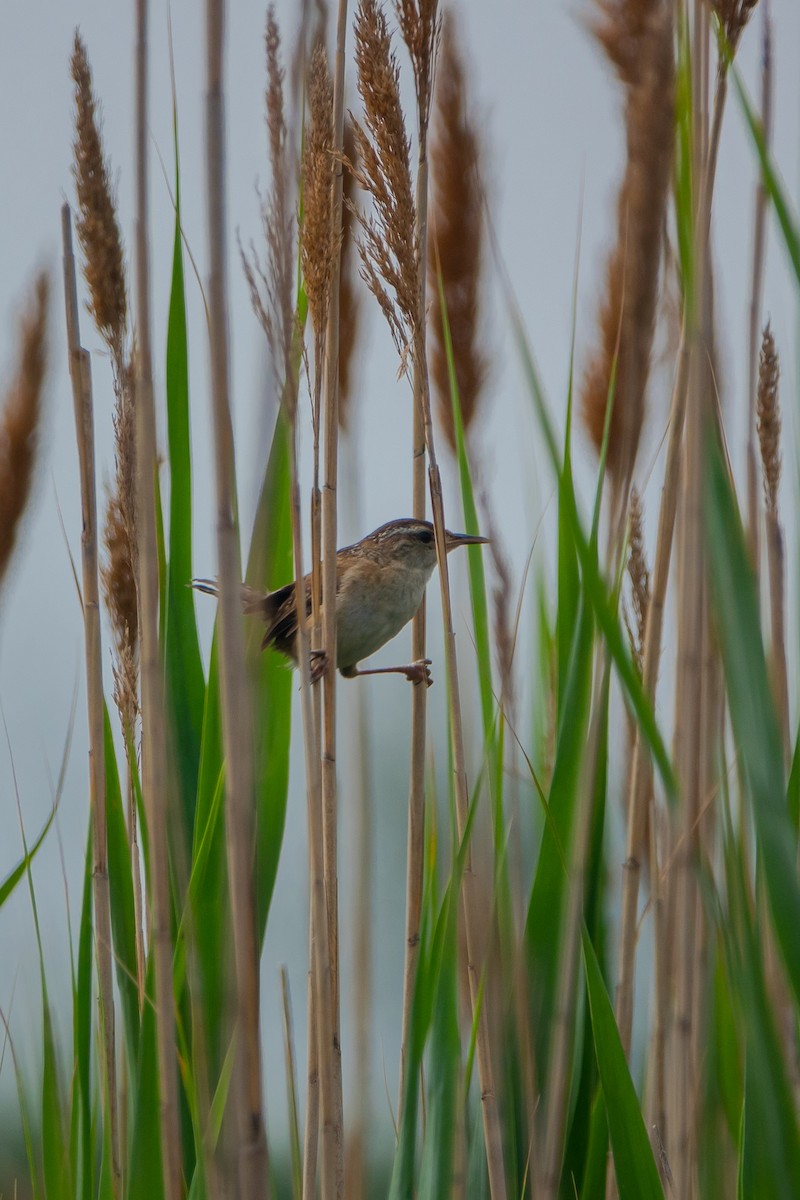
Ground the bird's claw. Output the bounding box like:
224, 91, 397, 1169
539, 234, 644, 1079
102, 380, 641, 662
309, 649, 329, 684
405, 658, 433, 688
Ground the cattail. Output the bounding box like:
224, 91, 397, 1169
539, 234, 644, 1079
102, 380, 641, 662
0, 273, 49, 588
71, 32, 127, 354
347, 0, 417, 359
627, 487, 650, 672
338, 116, 363, 429
428, 10, 488, 452
757, 322, 780, 516
582, 0, 674, 491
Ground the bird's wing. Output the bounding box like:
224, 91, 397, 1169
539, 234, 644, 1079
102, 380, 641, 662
260, 577, 315, 655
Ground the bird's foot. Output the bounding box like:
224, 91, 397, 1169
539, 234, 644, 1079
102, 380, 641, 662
309, 649, 329, 684
404, 658, 433, 688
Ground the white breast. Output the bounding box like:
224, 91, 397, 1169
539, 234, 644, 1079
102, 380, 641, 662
335, 559, 435, 668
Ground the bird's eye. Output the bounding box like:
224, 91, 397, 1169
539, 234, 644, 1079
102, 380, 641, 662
418, 529, 433, 544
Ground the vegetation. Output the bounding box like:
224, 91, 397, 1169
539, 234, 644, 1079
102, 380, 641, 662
0, 0, 799, 1196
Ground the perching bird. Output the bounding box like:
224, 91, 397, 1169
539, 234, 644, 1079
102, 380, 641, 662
193, 517, 488, 687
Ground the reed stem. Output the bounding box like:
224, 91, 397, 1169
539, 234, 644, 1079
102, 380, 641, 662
206, 3, 270, 1195
133, 6, 182, 1196
61, 206, 120, 1200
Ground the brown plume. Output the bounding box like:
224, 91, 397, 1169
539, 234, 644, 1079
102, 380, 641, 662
71, 32, 127, 355
0, 273, 49, 588
582, 0, 675, 491
338, 115, 363, 429
428, 10, 488, 451
347, 0, 417, 360
757, 322, 780, 517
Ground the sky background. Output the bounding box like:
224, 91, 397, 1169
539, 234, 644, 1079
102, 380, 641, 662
0, 0, 798, 1160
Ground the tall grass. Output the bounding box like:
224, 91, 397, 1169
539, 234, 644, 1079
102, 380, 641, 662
2, 0, 800, 1197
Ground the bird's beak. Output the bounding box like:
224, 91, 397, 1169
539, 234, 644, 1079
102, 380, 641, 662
444, 529, 490, 552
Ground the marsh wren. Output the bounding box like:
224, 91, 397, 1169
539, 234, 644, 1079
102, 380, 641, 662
195, 518, 488, 686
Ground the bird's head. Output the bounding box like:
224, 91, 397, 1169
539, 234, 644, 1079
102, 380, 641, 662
369, 518, 489, 570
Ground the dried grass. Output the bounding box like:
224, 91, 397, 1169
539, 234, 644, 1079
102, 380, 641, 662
0, 273, 49, 588
428, 10, 488, 451
302, 43, 336, 349
582, 0, 675, 491
627, 487, 650, 672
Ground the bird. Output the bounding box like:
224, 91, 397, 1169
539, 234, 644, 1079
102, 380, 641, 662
193, 517, 488, 687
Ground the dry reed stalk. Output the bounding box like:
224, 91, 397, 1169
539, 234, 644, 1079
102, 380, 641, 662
319, 0, 349, 1190
133, 6, 182, 1199
427, 9, 488, 450
302, 906, 320, 1200
70, 32, 146, 1008
62, 209, 121, 1198
245, 11, 344, 1194
582, 0, 675, 503
280, 967, 303, 1194
0, 274, 48, 589
745, 14, 773, 563
757, 324, 789, 757
346, 0, 425, 1112
665, 10, 713, 1193
614, 27, 732, 1067
350, 3, 507, 1189
206, 3, 270, 1196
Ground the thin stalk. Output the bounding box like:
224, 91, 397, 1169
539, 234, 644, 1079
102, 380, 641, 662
287, 430, 339, 1200
319, 2, 349, 1194
614, 56, 728, 1061
134, 6, 182, 1198
399, 102, 430, 1122
302, 907, 320, 1200
766, 510, 790, 759
280, 967, 303, 1200
126, 762, 146, 1010
205, 3, 269, 1196
61, 205, 120, 1199
746, 13, 773, 561
344, 436, 373, 1200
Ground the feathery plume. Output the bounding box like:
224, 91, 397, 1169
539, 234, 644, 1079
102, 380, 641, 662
428, 10, 488, 452
0, 274, 49, 588
338, 115, 363, 429
627, 487, 650, 671
711, 0, 759, 57
582, 0, 675, 490
757, 322, 780, 516
71, 32, 127, 354
241, 7, 297, 406
393, 0, 440, 133
347, 0, 417, 361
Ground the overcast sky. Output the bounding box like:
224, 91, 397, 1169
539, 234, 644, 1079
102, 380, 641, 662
1, 0, 798, 1147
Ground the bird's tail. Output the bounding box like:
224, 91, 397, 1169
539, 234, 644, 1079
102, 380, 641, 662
190, 577, 276, 620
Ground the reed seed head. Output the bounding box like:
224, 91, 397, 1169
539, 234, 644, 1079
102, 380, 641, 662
712, 0, 759, 56
71, 31, 127, 354
0, 273, 49, 588
627, 486, 650, 671
428, 9, 488, 452
394, 0, 440, 132
338, 115, 363, 429
348, 0, 418, 360
302, 42, 336, 344
242, 7, 297, 406
582, 0, 675, 492
757, 322, 780, 517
